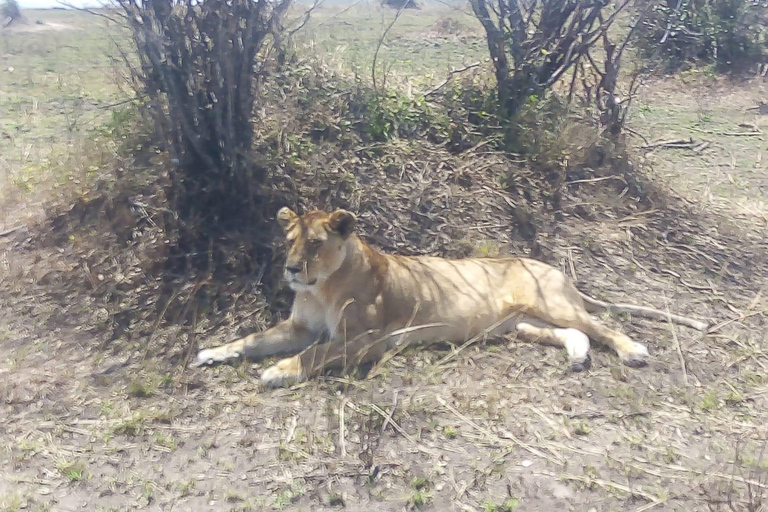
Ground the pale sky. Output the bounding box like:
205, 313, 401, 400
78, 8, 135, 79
18, 0, 109, 8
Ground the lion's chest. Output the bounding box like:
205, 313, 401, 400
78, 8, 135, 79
324, 292, 385, 340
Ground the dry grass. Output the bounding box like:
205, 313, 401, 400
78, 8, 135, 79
1, 4, 768, 512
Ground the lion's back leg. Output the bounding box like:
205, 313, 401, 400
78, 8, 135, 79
514, 319, 592, 372
572, 315, 649, 367
516, 265, 649, 367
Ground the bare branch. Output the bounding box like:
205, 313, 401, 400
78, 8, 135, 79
421, 59, 489, 99
286, 0, 324, 38
372, 2, 408, 92
56, 1, 125, 23
316, 0, 365, 27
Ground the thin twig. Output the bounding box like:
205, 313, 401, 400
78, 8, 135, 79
580, 293, 709, 332
633, 456, 768, 491
316, 0, 365, 27
286, 0, 325, 38
422, 60, 489, 99
435, 395, 564, 465
566, 175, 626, 185
372, 2, 409, 92
57, 1, 125, 23
380, 390, 399, 433
642, 138, 699, 150
339, 397, 348, 457
556, 473, 659, 501
367, 403, 438, 456
721, 131, 763, 137
665, 296, 689, 386
0, 226, 22, 238
97, 95, 145, 110
428, 310, 522, 374
708, 310, 766, 334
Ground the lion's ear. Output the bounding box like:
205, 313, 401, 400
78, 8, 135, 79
276, 207, 298, 231
328, 209, 356, 239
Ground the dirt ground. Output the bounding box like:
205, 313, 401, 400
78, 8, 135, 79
2, 98, 768, 512
2, 6, 768, 512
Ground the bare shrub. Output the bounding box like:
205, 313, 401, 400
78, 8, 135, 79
468, 0, 639, 133
460, 0, 654, 215
115, 0, 292, 261
635, 0, 768, 73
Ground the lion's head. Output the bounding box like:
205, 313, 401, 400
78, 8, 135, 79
276, 207, 357, 291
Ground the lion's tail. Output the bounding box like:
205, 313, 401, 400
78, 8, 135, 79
578, 291, 709, 332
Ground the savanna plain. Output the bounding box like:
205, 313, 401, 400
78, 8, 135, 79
1, 2, 768, 511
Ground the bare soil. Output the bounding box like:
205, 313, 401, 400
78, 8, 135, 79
1, 105, 767, 512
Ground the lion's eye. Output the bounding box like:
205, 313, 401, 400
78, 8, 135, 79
308, 239, 322, 247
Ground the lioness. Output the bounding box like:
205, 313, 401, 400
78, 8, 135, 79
196, 207, 706, 387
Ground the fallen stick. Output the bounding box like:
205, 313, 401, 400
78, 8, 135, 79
0, 226, 22, 238
693, 141, 710, 153
641, 138, 698, 150
579, 292, 709, 332
666, 299, 689, 385
720, 131, 762, 137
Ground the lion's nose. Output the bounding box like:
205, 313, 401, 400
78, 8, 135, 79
286, 264, 302, 274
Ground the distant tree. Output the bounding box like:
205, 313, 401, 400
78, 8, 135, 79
1, 0, 22, 27
381, 0, 419, 10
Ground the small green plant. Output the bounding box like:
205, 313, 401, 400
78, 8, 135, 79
57, 460, 87, 482
272, 481, 303, 509
725, 390, 744, 405
178, 479, 195, 497
226, 489, 246, 502
327, 492, 345, 507
141, 481, 153, 501
128, 379, 154, 398
663, 447, 679, 464
408, 476, 432, 508
483, 498, 519, 512
408, 490, 431, 508
443, 425, 457, 439
113, 416, 145, 436
154, 433, 177, 450
411, 476, 429, 490
17, 437, 44, 459
572, 420, 592, 436
474, 241, 500, 258
699, 390, 720, 412
361, 91, 432, 142
0, 491, 23, 512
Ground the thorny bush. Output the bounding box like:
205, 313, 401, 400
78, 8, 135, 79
635, 0, 768, 73
116, 0, 292, 270
468, 0, 646, 144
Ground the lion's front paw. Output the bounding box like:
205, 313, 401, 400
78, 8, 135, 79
261, 356, 306, 388
194, 347, 241, 367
